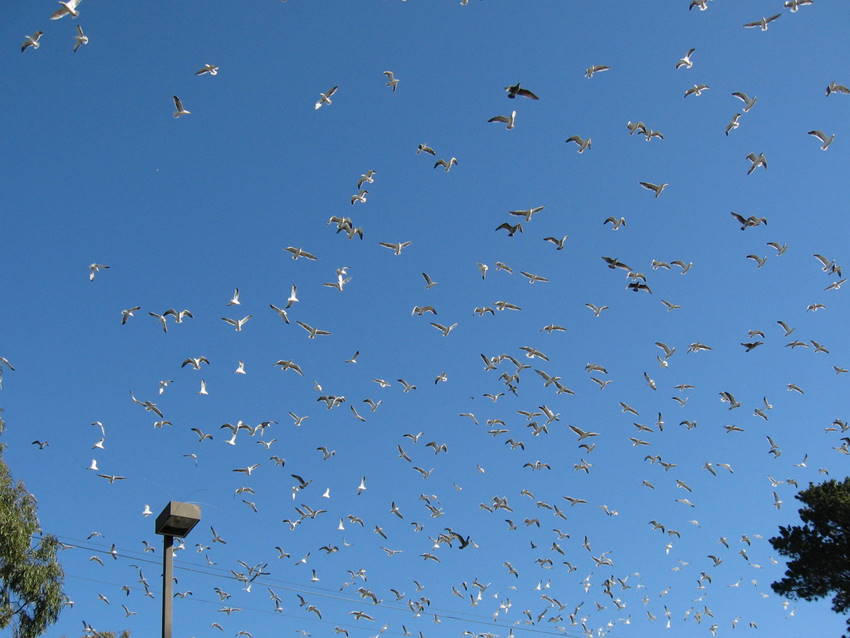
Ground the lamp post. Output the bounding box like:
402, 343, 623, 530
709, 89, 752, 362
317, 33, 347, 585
155, 502, 201, 638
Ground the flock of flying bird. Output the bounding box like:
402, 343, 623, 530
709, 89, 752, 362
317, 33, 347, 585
8, 0, 850, 637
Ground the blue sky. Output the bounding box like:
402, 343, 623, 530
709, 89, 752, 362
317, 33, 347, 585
2, 0, 849, 637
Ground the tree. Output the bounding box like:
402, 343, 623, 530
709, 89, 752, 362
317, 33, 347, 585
770, 477, 850, 635
0, 412, 65, 638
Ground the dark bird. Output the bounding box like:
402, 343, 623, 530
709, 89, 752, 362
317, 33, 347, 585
505, 83, 539, 100
495, 222, 523, 237
445, 528, 471, 549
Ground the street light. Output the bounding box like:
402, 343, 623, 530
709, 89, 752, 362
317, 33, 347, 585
155, 502, 201, 638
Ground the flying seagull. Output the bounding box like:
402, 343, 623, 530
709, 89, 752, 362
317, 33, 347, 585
434, 158, 458, 172
675, 48, 696, 70
731, 91, 758, 112
745, 152, 768, 175
584, 65, 610, 78
640, 182, 669, 198
744, 14, 781, 30
807, 130, 835, 151
488, 111, 516, 129
73, 25, 88, 52
505, 83, 539, 100
172, 96, 191, 118
50, 0, 82, 20
21, 31, 44, 52
565, 135, 592, 153
315, 86, 338, 110
196, 64, 219, 76
383, 71, 399, 92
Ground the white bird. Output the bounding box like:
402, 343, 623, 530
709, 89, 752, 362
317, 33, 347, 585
233, 464, 260, 476
521, 271, 548, 284
21, 31, 44, 52
172, 96, 191, 118
73, 25, 88, 52
565, 136, 592, 153
283, 284, 299, 309
585, 303, 608, 317
383, 71, 399, 92
584, 64, 610, 78
269, 304, 290, 324
808, 130, 835, 151
89, 263, 110, 281
684, 84, 710, 98
315, 85, 339, 110
745, 152, 768, 175
289, 412, 309, 427
488, 111, 516, 129
284, 247, 318, 260
221, 315, 252, 332
357, 170, 376, 189
297, 321, 332, 339
379, 241, 412, 255
434, 158, 458, 172
430, 322, 458, 337
725, 113, 742, 136
675, 48, 696, 70
196, 64, 219, 76
744, 14, 781, 30
276, 360, 303, 375
543, 235, 568, 250
732, 91, 758, 112
50, 0, 82, 20
120, 306, 141, 325
640, 182, 669, 198
785, 0, 814, 11
227, 288, 241, 305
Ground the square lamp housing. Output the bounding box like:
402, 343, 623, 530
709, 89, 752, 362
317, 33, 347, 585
155, 501, 202, 537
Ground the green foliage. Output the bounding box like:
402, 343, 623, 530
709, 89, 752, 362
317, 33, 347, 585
0, 416, 65, 638
770, 477, 850, 633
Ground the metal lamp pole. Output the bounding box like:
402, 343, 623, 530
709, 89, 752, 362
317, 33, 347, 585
155, 502, 201, 638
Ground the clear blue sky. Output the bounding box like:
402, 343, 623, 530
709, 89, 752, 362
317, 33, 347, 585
2, 1, 849, 636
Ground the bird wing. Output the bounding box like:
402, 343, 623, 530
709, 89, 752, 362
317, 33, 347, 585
50, 5, 70, 19
296, 321, 313, 333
